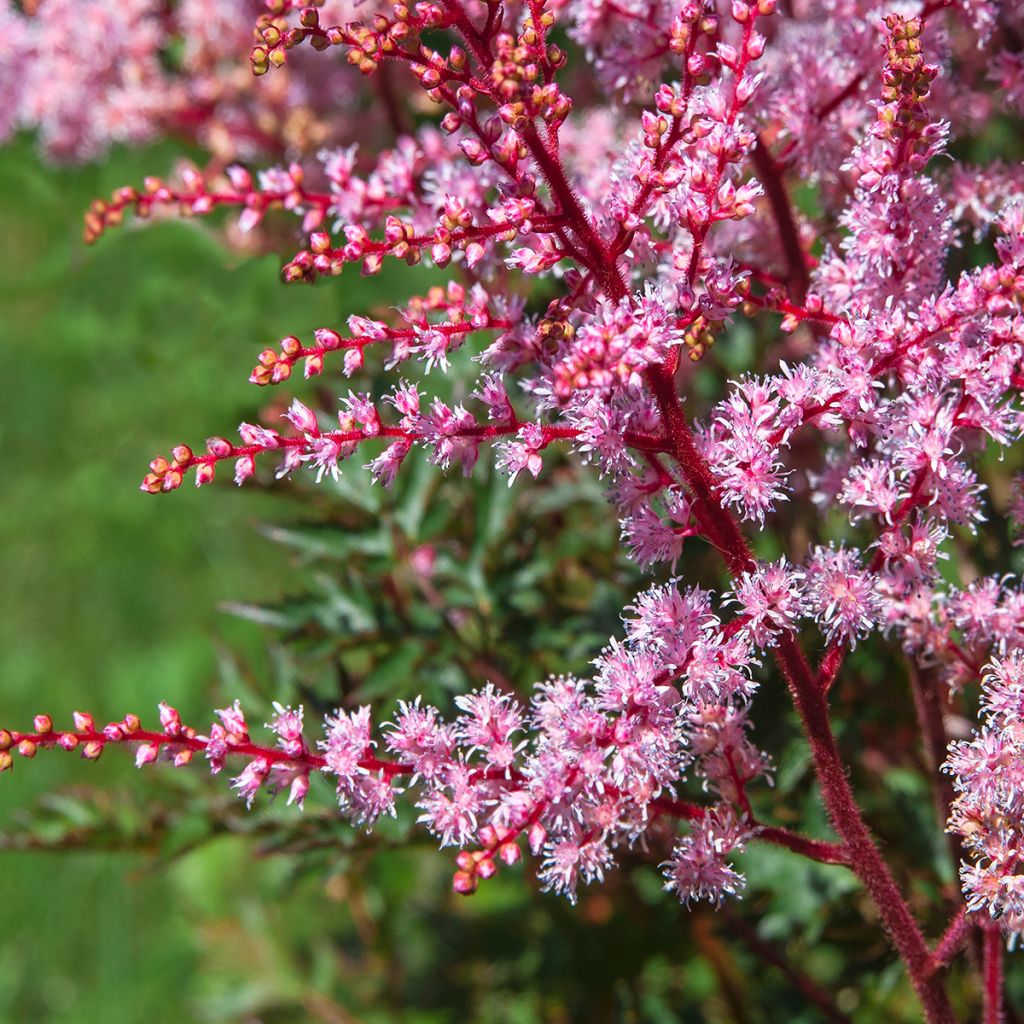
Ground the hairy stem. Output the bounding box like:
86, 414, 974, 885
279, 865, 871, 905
750, 139, 810, 303
644, 362, 956, 1024
984, 924, 1005, 1024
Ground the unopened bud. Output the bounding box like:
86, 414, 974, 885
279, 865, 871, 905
33, 714, 52, 734
17, 739, 37, 759
452, 870, 478, 895
499, 841, 521, 865
528, 821, 547, 855
135, 743, 159, 768
82, 741, 104, 761
159, 702, 182, 735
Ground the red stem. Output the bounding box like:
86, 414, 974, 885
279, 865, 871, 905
927, 906, 973, 976
750, 140, 810, 303
984, 924, 1005, 1024
644, 362, 955, 1023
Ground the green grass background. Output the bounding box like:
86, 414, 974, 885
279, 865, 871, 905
0, 136, 347, 1021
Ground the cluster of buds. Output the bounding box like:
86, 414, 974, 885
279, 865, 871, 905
251, 2, 449, 77
491, 30, 570, 131
680, 314, 719, 363
0, 711, 186, 770
83, 165, 332, 246
140, 445, 196, 494
871, 16, 941, 175
250, 285, 512, 383
252, 4, 344, 75
452, 823, 527, 894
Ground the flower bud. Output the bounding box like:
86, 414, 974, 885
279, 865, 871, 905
499, 842, 521, 865
207, 437, 233, 458
452, 870, 478, 895
135, 743, 159, 768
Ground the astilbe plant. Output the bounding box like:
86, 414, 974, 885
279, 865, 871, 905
7, 0, 1024, 1019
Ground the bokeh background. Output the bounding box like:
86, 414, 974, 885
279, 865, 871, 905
2, 71, 1023, 1024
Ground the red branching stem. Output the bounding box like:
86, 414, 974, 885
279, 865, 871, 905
643, 362, 955, 1022
143, 417, 671, 493
756, 826, 850, 865
520, 122, 626, 297
6, 721, 846, 867
983, 924, 1006, 1024
85, 180, 351, 245
647, 796, 849, 865
773, 638, 956, 1022
742, 290, 840, 326
252, 316, 515, 385
926, 907, 973, 976
750, 139, 810, 302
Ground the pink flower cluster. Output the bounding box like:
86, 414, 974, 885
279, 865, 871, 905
946, 653, 1024, 942
0, 0, 362, 161
8, 0, 1024, 1019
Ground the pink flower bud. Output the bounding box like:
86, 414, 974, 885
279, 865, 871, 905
287, 773, 310, 808
528, 822, 547, 855
159, 702, 182, 735
135, 743, 159, 768
452, 870, 478, 895
499, 842, 521, 866
285, 399, 319, 434
206, 437, 233, 458
234, 455, 256, 486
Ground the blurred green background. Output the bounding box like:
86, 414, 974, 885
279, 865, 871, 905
1, 132, 1019, 1023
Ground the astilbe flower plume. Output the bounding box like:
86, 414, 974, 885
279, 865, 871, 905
8, 0, 1024, 1019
